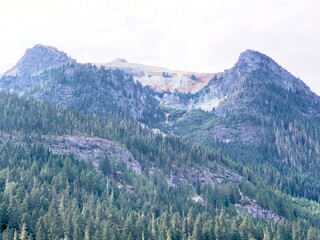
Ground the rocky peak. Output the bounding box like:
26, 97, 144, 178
3, 44, 75, 77
231, 49, 313, 94
111, 58, 128, 63
234, 49, 281, 74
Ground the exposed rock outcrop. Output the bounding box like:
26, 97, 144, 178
45, 135, 142, 175
235, 192, 284, 223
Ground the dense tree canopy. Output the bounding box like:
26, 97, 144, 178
0, 92, 319, 239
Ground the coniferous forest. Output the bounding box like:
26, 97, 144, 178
0, 92, 320, 239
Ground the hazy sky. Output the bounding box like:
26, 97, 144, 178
0, 0, 319, 94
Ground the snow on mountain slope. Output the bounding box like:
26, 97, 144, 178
97, 59, 219, 93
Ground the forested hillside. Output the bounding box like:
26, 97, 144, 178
0, 92, 320, 239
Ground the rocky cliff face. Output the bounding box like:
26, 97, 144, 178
45, 135, 142, 174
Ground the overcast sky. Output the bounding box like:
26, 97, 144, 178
0, 0, 319, 94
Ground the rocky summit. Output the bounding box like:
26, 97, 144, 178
2, 44, 75, 78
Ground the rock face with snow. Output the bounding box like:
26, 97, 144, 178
157, 49, 319, 113
168, 49, 320, 144
97, 59, 218, 93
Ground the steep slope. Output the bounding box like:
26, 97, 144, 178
98, 59, 218, 93
0, 45, 164, 125
163, 50, 320, 201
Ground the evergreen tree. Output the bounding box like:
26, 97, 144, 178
36, 218, 46, 240
20, 223, 27, 240
307, 228, 318, 240
191, 215, 201, 240
166, 229, 172, 240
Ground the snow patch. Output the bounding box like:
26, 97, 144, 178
96, 60, 217, 93
192, 195, 205, 205
193, 97, 220, 111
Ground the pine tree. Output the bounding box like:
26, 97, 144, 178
187, 210, 193, 236
214, 217, 220, 240
85, 225, 90, 240
2, 228, 12, 240
14, 229, 18, 240
181, 217, 188, 240
263, 227, 271, 240
151, 213, 157, 240
36, 218, 46, 240
63, 214, 73, 240
101, 221, 110, 240
239, 216, 249, 240
291, 222, 302, 240
20, 223, 27, 240
166, 229, 172, 240
122, 213, 133, 239
73, 222, 81, 240
307, 227, 318, 240
192, 215, 201, 240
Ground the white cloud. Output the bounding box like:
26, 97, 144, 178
0, 0, 319, 94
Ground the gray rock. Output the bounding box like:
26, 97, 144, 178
45, 135, 142, 175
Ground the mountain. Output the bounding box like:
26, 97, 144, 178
1, 45, 320, 239
0, 45, 164, 126
159, 50, 319, 112
97, 58, 218, 93
161, 49, 320, 201
2, 45, 320, 201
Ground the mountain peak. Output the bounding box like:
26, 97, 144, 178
3, 44, 75, 77
110, 58, 128, 63
239, 49, 268, 60
235, 49, 277, 72
229, 49, 313, 95
21, 44, 72, 65
236, 49, 274, 70
31, 44, 60, 52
